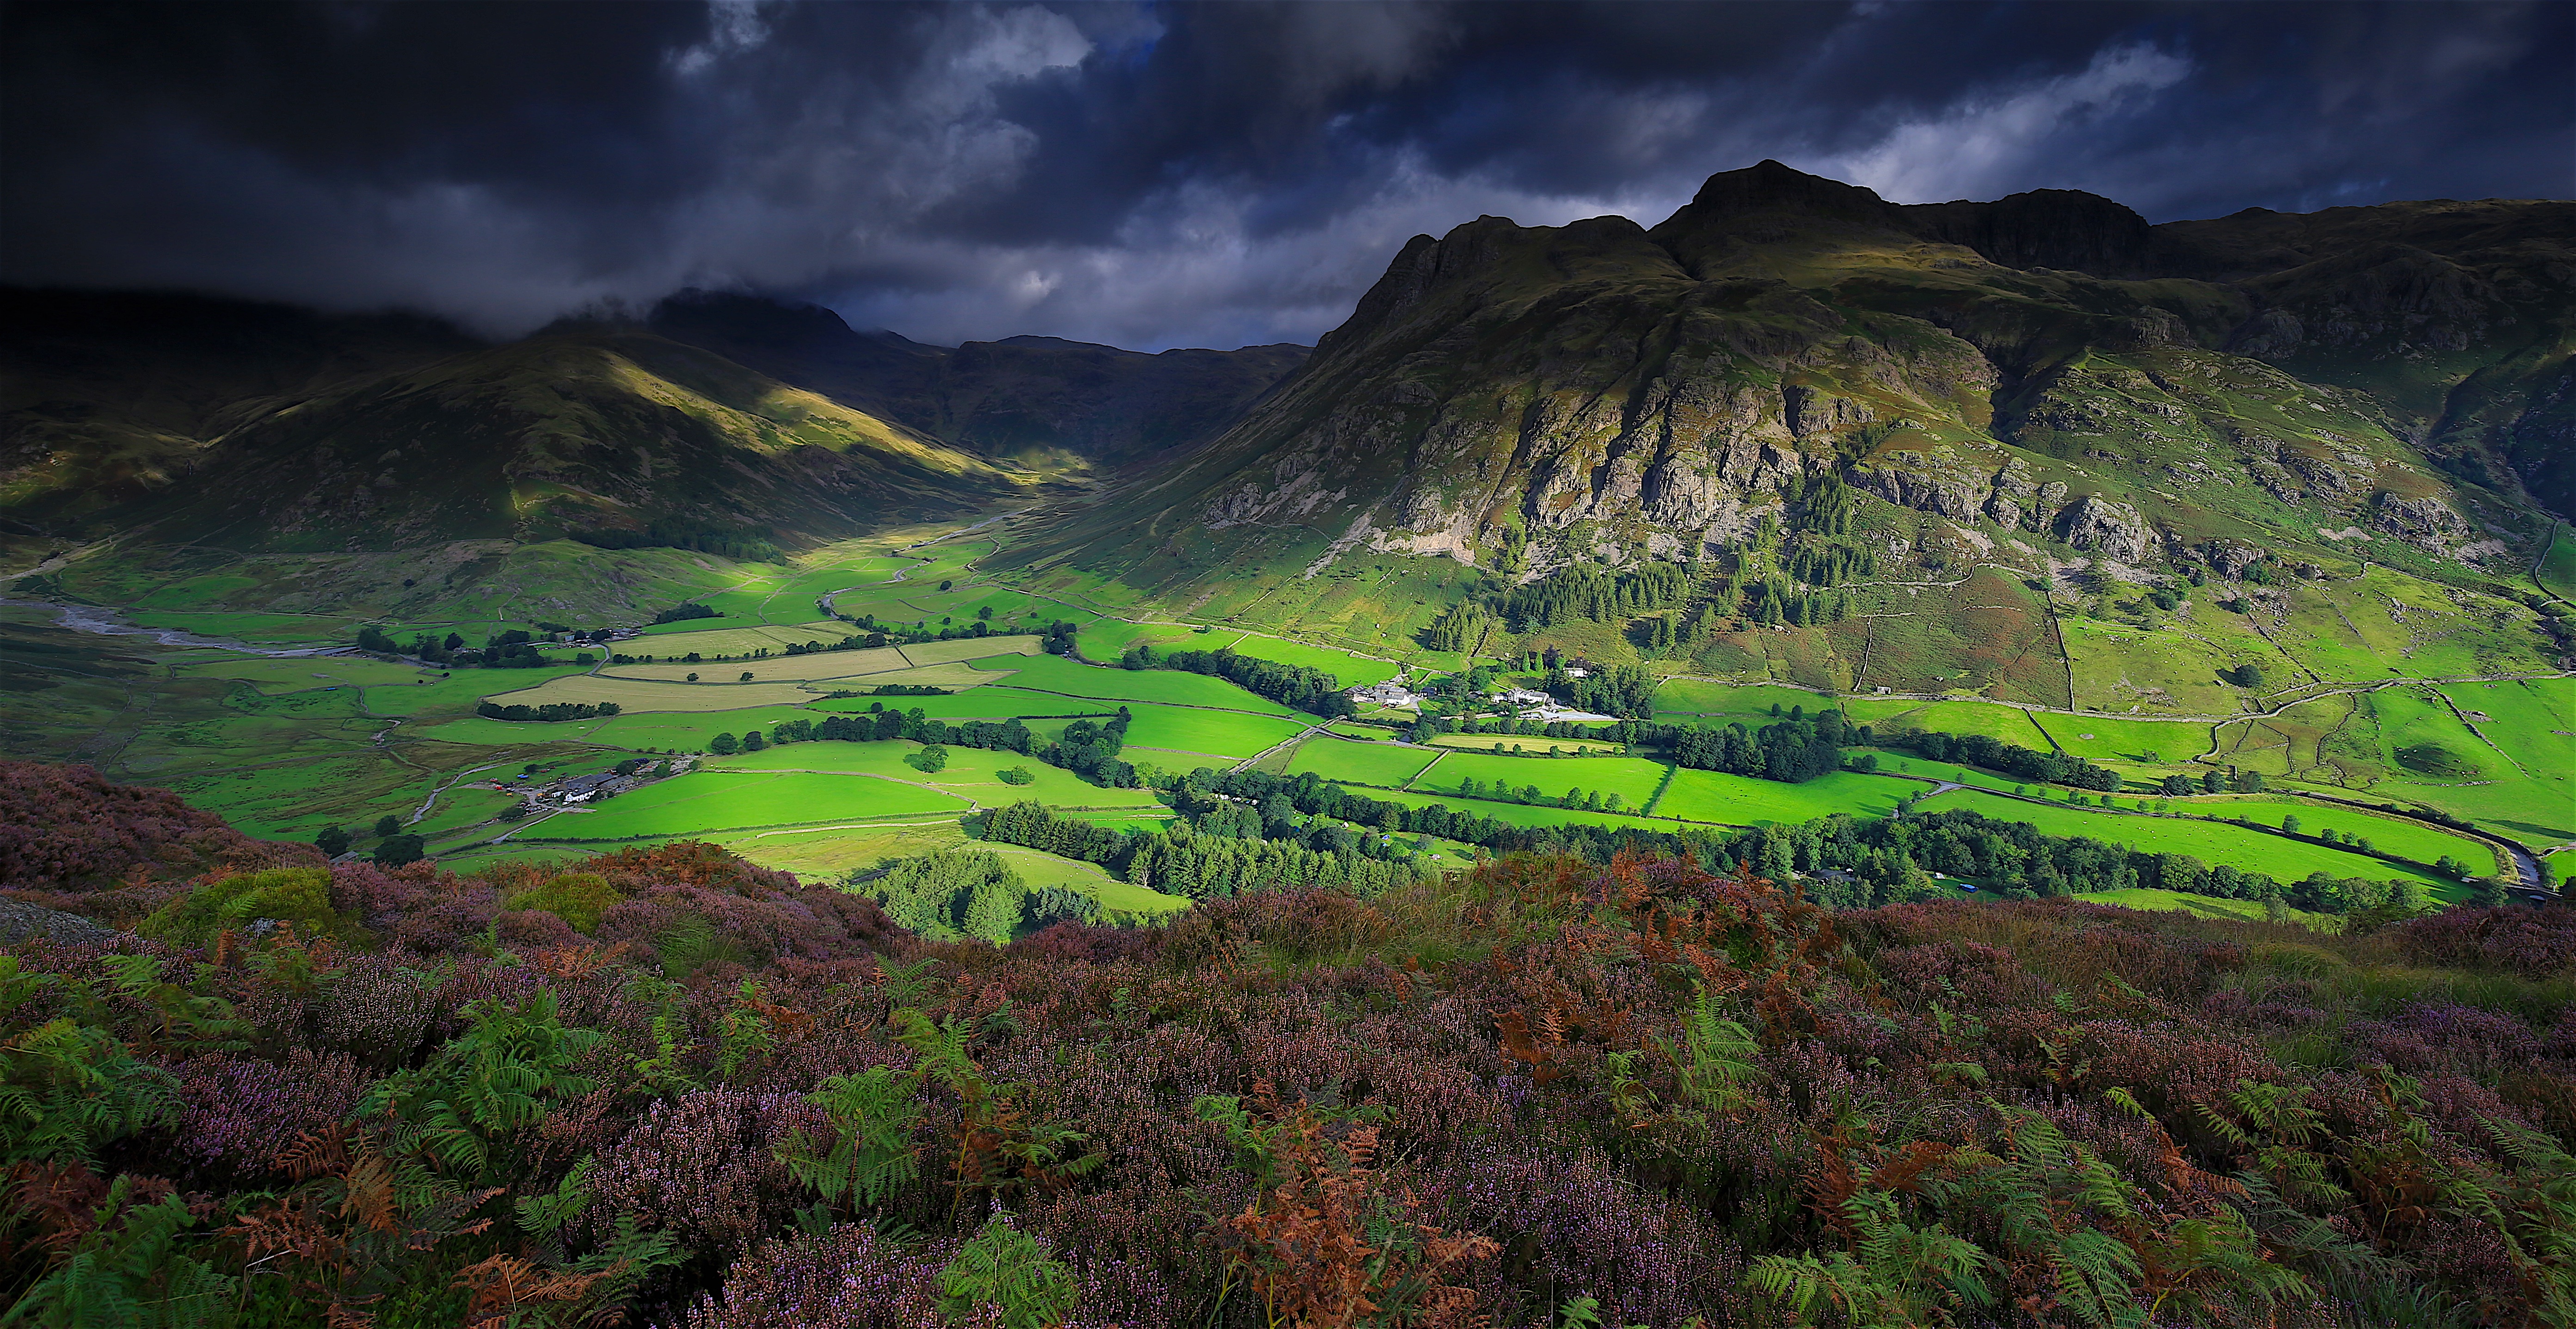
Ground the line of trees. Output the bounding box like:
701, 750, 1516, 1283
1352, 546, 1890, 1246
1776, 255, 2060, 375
1119, 645, 1355, 718
981, 800, 1430, 901
651, 603, 720, 624
1895, 727, 2122, 790
475, 701, 621, 722
1726, 806, 2439, 917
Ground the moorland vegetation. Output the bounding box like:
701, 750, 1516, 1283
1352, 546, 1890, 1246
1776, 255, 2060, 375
0, 759, 2570, 1328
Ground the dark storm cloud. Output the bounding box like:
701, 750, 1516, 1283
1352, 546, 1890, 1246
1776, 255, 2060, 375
3, 0, 2567, 350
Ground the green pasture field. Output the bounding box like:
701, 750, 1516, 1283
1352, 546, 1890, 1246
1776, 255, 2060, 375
2074, 888, 2331, 927
2184, 794, 2507, 874
1858, 751, 2023, 794
2538, 524, 2576, 600
1364, 787, 1684, 834
410, 785, 523, 838
1220, 632, 1403, 686
1916, 789, 2455, 892
607, 646, 914, 683
2060, 613, 2279, 717
2362, 779, 2576, 854
708, 739, 1164, 811
178, 657, 438, 692
901, 635, 1045, 666
482, 674, 825, 712
429, 842, 595, 872
2440, 678, 2576, 784
2039, 714, 2218, 765
425, 705, 818, 752
1114, 704, 1308, 760
1874, 699, 2059, 747
360, 667, 591, 715
1653, 679, 1843, 719
535, 770, 969, 841
808, 689, 1118, 721
708, 821, 967, 880
1076, 620, 1229, 657
1285, 738, 1444, 790
628, 620, 855, 652
972, 653, 1302, 716
1656, 769, 1909, 825
1431, 733, 1629, 755
1415, 750, 1669, 807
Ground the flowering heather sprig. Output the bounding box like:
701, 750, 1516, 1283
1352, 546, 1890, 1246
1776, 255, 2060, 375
584, 1090, 828, 1261
169, 1047, 369, 1182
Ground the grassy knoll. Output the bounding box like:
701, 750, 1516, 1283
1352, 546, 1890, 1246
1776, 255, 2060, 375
1113, 704, 1309, 761
974, 653, 1302, 715
708, 820, 966, 880
1918, 789, 2454, 891
1285, 737, 1444, 789
1414, 749, 1670, 807
1656, 769, 1909, 824
537, 770, 968, 841
708, 739, 1164, 811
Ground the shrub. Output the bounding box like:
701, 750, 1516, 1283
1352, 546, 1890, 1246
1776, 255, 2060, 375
139, 867, 352, 946
504, 872, 627, 934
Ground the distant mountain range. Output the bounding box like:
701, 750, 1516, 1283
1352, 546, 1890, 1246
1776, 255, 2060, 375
0, 286, 1305, 550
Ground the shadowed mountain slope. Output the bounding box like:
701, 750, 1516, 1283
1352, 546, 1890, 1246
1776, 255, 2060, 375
998, 161, 2572, 598
645, 290, 1308, 467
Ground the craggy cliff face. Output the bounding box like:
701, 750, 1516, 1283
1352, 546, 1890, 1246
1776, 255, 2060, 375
1028, 161, 2570, 592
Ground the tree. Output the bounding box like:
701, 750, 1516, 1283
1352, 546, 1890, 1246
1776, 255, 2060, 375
2281, 815, 2301, 835
909, 744, 950, 773
373, 814, 402, 838
443, 632, 466, 651
710, 732, 741, 755
373, 834, 425, 867
960, 876, 1021, 945
742, 730, 768, 751
739, 671, 755, 682
314, 826, 351, 856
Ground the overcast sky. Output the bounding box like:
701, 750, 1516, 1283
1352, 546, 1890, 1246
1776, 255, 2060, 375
4, 1, 2568, 351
